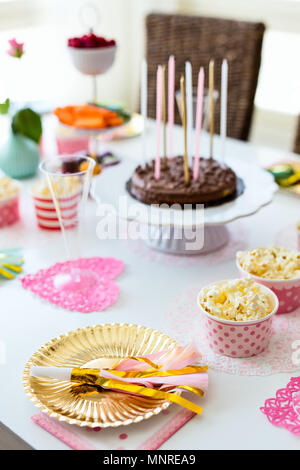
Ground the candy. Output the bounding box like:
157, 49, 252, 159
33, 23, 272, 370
79, 160, 101, 176
68, 33, 116, 49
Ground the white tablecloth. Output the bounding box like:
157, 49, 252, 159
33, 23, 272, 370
0, 120, 299, 450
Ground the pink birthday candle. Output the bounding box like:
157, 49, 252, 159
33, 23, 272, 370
168, 55, 175, 159
193, 67, 204, 181
155, 65, 163, 180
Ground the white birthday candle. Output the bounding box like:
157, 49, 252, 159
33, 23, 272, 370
185, 61, 193, 167
141, 58, 148, 162
155, 65, 163, 180
220, 59, 228, 162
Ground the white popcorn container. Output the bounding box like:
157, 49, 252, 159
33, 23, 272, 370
197, 280, 279, 358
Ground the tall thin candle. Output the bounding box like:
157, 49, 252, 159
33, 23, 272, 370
155, 65, 163, 180
220, 59, 228, 162
168, 55, 175, 159
141, 58, 148, 162
185, 61, 193, 166
209, 59, 215, 159
193, 67, 204, 181
162, 64, 167, 169
180, 75, 190, 187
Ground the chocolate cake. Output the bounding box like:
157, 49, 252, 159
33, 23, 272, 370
128, 156, 238, 206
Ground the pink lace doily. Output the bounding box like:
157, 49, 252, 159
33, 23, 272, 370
164, 283, 300, 376
126, 220, 248, 267
261, 377, 300, 436
21, 257, 124, 313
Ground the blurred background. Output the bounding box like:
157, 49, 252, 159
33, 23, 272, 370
0, 0, 299, 152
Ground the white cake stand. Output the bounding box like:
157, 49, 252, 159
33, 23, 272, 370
91, 158, 278, 255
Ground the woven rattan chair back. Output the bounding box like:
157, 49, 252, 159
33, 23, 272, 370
146, 13, 265, 141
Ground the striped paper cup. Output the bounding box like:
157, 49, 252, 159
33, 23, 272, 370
31, 190, 80, 230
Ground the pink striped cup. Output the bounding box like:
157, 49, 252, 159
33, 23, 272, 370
31, 190, 80, 230
236, 257, 300, 315
197, 280, 279, 358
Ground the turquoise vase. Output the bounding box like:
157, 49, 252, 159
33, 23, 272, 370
0, 129, 40, 179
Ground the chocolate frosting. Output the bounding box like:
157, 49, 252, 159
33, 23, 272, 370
129, 156, 237, 206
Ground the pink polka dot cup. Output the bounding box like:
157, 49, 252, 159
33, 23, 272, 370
236, 258, 300, 315
197, 281, 279, 358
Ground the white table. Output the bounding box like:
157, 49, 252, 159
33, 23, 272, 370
0, 120, 300, 450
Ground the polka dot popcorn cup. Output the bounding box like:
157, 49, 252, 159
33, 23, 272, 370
197, 281, 279, 358
236, 257, 300, 315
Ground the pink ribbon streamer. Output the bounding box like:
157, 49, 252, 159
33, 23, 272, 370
103, 344, 208, 394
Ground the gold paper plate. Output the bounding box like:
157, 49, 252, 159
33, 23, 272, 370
23, 323, 177, 428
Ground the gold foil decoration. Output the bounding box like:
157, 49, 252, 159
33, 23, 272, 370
69, 365, 207, 415
23, 323, 186, 428
107, 365, 208, 379
70, 374, 204, 415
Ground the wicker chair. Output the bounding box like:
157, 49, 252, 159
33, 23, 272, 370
146, 13, 265, 141
293, 115, 300, 154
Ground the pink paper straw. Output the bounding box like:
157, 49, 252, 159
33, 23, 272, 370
155, 65, 163, 180
168, 55, 175, 159
220, 59, 228, 162
185, 61, 193, 167
193, 67, 204, 181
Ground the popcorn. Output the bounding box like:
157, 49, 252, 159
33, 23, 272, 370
238, 246, 300, 280
32, 177, 79, 198
199, 279, 273, 322
0, 177, 19, 199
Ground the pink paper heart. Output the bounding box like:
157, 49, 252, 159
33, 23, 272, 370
21, 257, 124, 313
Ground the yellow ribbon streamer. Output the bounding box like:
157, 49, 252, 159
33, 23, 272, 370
0, 266, 14, 279
161, 385, 205, 397
106, 365, 208, 379
1, 263, 22, 273
71, 368, 205, 415
112, 356, 162, 370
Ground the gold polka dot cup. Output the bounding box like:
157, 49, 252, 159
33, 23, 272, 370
197, 281, 279, 358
